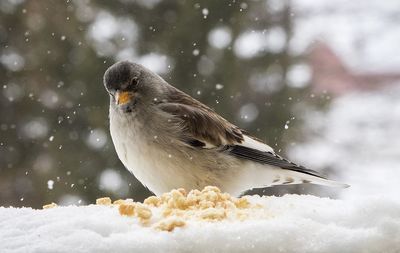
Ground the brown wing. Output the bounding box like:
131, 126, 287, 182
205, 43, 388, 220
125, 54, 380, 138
157, 86, 244, 147
156, 86, 328, 180
225, 145, 327, 179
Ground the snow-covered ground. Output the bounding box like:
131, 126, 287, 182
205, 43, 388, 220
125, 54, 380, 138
1, 194, 400, 253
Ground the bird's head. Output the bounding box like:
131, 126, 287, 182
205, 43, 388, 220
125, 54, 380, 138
103, 61, 165, 113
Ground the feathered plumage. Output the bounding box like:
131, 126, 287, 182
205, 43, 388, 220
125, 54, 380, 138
104, 61, 349, 196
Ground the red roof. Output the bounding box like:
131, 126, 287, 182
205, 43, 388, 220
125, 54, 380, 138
307, 41, 400, 95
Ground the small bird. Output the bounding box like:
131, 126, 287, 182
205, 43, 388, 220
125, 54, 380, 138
103, 61, 348, 196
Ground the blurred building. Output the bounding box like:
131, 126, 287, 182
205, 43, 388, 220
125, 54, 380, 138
308, 41, 400, 96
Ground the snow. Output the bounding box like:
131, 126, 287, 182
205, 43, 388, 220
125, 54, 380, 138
208, 26, 232, 49
0, 50, 25, 72
238, 103, 259, 123
133, 53, 171, 74
289, 86, 400, 202
1, 194, 399, 253
291, 0, 400, 72
21, 118, 49, 139
287, 63, 312, 88
98, 169, 128, 195
233, 28, 286, 58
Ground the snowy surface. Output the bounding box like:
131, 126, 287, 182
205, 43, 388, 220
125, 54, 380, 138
1, 194, 400, 253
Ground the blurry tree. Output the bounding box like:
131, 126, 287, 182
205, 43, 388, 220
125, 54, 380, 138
0, 0, 313, 208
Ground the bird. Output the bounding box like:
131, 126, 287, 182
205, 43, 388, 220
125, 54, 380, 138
103, 61, 349, 196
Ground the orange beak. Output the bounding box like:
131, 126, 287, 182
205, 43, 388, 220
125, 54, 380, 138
116, 91, 134, 105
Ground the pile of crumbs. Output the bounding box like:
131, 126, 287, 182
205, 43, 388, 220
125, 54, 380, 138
43, 186, 268, 232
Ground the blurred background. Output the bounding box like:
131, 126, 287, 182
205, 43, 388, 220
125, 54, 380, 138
1, 0, 399, 208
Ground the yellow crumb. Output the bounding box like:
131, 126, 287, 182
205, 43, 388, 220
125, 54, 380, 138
235, 197, 250, 209
162, 207, 173, 217
119, 203, 135, 217
135, 203, 152, 220
199, 200, 215, 209
144, 196, 161, 207
169, 189, 187, 209
255, 203, 264, 209
93, 186, 267, 232
96, 197, 112, 205
199, 207, 226, 220
236, 211, 249, 221
43, 203, 57, 209
202, 186, 221, 194
113, 199, 126, 205
177, 188, 187, 196
154, 217, 186, 231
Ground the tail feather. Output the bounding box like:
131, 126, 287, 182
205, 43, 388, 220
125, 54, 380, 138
233, 163, 350, 195
277, 170, 350, 188
226, 144, 349, 188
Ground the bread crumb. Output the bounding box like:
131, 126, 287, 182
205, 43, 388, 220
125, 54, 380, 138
199, 200, 215, 209
43, 203, 57, 209
255, 203, 264, 209
103, 186, 266, 232
154, 217, 186, 231
169, 189, 186, 209
96, 197, 112, 205
113, 199, 126, 205
144, 196, 161, 207
202, 186, 221, 193
119, 203, 135, 217
135, 203, 152, 220
177, 188, 187, 196
199, 207, 226, 220
235, 197, 250, 209
162, 207, 173, 217
236, 211, 249, 221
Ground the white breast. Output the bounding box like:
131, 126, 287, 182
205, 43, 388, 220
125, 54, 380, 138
109, 110, 195, 195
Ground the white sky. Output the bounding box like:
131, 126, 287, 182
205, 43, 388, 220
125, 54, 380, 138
291, 0, 400, 73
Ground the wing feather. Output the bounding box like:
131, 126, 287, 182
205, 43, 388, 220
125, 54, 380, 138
157, 86, 324, 179
157, 86, 243, 147
225, 145, 327, 179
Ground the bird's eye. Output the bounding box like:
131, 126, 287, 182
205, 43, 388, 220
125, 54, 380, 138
130, 77, 139, 88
